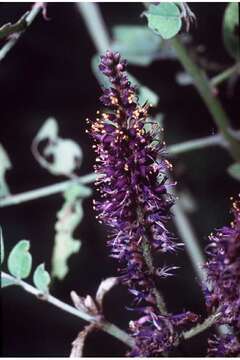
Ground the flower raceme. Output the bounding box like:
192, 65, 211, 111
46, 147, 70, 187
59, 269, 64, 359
204, 197, 240, 356
88, 50, 198, 356
88, 50, 177, 299
208, 334, 240, 357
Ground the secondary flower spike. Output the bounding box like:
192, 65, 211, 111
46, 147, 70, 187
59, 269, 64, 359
208, 334, 240, 357
204, 197, 240, 356
88, 51, 198, 355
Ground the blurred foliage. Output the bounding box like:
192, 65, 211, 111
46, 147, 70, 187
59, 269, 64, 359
111, 24, 179, 66
51, 183, 92, 280
33, 117, 83, 177
222, 3, 239, 60
1, 226, 4, 264
111, 25, 162, 66
228, 163, 240, 181
0, 143, 12, 198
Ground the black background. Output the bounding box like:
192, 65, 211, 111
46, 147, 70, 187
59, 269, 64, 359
0, 2, 239, 357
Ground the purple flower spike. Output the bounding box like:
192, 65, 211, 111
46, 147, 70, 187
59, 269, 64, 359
208, 334, 240, 357
204, 197, 240, 356
204, 198, 240, 330
89, 50, 177, 300
88, 51, 198, 356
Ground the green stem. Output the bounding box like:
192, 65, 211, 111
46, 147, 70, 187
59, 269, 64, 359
0, 3, 42, 61
210, 63, 240, 87
1, 272, 134, 348
0, 173, 97, 207
170, 37, 240, 161
168, 176, 207, 283
183, 311, 221, 340
168, 129, 240, 155
141, 236, 167, 315
76, 3, 110, 53
136, 205, 167, 315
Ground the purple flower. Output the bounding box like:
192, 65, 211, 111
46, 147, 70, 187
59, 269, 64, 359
88, 50, 198, 356
129, 311, 198, 356
208, 334, 240, 357
204, 198, 240, 330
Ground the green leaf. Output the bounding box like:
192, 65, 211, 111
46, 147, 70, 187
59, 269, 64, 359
7, 240, 32, 279
33, 263, 51, 293
223, 3, 239, 60
228, 163, 240, 181
144, 3, 182, 40
112, 25, 162, 66
1, 274, 18, 288
0, 143, 12, 198
0, 226, 4, 264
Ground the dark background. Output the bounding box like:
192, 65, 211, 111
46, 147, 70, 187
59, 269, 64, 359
0, 2, 239, 357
